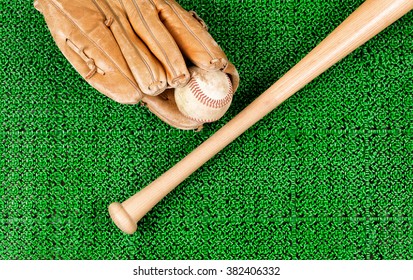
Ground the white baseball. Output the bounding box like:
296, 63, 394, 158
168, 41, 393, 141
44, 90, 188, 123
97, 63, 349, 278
174, 66, 234, 124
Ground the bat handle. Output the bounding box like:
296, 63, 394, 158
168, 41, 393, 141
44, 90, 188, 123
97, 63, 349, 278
108, 93, 271, 234
109, 0, 413, 234
108, 102, 267, 234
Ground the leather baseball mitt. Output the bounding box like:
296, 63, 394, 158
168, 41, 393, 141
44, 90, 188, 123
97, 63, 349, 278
34, 0, 239, 130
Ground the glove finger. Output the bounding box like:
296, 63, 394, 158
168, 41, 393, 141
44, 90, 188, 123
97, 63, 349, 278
155, 0, 229, 72
121, 0, 190, 88
36, 0, 142, 104
93, 0, 167, 96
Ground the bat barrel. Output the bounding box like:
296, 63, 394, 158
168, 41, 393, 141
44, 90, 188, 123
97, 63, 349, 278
109, 0, 413, 234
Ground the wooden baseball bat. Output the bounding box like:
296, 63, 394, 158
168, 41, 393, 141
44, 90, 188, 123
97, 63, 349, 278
109, 0, 413, 234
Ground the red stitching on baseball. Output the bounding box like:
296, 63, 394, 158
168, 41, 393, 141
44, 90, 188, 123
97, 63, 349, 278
182, 112, 221, 124
188, 75, 233, 109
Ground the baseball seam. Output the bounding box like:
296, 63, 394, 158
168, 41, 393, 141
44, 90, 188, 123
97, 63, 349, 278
181, 112, 222, 124
188, 75, 233, 109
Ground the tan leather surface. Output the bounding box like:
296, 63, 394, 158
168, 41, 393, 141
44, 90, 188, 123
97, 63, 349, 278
35, 0, 240, 130
142, 89, 202, 130
94, 0, 168, 96
35, 0, 143, 104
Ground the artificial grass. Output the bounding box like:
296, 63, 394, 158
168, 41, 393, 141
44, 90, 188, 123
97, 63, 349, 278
1, 0, 412, 259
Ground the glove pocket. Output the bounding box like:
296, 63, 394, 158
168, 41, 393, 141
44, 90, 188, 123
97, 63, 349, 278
36, 0, 142, 104
142, 89, 204, 131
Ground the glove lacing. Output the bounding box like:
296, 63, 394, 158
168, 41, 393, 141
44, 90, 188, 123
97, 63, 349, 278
66, 38, 105, 79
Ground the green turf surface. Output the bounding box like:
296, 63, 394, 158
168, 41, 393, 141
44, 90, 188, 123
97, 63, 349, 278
1, 0, 412, 260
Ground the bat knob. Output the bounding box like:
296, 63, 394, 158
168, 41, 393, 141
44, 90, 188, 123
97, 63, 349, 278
108, 202, 137, 235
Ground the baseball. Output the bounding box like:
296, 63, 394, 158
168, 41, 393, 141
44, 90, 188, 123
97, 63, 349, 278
174, 66, 234, 124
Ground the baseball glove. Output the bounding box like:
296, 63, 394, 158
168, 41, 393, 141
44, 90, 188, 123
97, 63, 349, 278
34, 0, 239, 130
